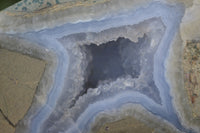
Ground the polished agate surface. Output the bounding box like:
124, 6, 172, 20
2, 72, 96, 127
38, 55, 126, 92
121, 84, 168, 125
0, 0, 200, 133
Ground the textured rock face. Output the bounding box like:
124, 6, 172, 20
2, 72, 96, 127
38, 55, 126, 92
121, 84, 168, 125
0, 49, 45, 133
183, 41, 200, 118
0, 0, 200, 133
82, 37, 142, 89
95, 117, 154, 133
0, 113, 15, 133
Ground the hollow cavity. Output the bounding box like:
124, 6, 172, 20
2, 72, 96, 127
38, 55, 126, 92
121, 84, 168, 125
82, 37, 143, 90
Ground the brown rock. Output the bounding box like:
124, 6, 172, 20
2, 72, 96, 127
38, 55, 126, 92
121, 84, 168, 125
0, 49, 45, 126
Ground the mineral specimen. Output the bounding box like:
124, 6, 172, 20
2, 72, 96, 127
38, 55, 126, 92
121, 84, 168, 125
0, 0, 200, 133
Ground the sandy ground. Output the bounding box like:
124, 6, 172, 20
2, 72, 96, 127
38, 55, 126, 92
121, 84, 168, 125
0, 48, 45, 133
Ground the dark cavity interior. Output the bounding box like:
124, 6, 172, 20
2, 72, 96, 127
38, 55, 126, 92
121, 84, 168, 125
83, 37, 143, 89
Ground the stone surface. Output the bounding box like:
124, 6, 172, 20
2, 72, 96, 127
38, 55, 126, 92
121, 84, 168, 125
183, 41, 200, 118
96, 117, 153, 133
0, 49, 45, 130
0, 113, 15, 133
0, 0, 200, 133
90, 104, 181, 133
